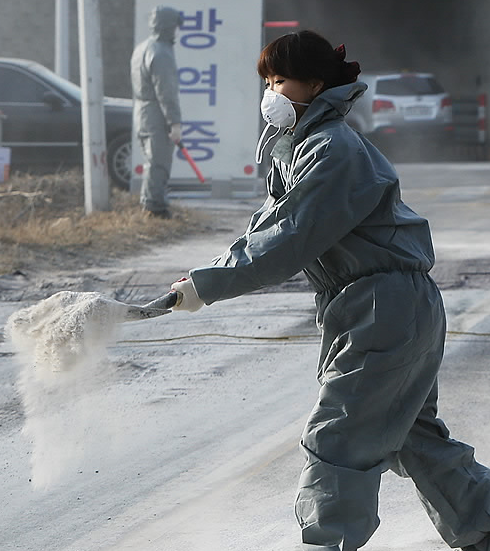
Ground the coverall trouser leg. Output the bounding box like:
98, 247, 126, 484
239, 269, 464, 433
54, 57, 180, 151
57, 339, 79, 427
295, 272, 490, 551
395, 382, 490, 550
139, 131, 174, 213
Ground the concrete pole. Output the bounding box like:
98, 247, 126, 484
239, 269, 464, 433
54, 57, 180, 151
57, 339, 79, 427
77, 0, 110, 213
55, 0, 70, 79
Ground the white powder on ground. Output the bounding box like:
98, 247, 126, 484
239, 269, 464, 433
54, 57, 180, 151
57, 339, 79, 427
6, 291, 130, 489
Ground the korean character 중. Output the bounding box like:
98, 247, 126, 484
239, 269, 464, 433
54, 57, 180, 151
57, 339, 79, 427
179, 65, 217, 106
180, 121, 220, 161
179, 9, 223, 49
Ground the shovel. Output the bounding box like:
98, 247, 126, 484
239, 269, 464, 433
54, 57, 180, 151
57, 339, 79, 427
7, 290, 181, 340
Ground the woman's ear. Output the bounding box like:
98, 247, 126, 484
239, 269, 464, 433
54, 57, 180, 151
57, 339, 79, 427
310, 79, 324, 97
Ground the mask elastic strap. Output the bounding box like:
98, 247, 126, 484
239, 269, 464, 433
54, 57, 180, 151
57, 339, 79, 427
255, 123, 280, 164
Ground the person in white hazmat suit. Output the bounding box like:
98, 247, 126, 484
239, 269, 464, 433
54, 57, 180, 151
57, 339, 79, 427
167, 31, 490, 551
131, 6, 183, 217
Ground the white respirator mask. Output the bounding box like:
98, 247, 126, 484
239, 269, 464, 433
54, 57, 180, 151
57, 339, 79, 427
255, 89, 310, 163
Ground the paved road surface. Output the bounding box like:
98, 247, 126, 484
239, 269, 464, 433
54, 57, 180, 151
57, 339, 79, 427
0, 163, 489, 551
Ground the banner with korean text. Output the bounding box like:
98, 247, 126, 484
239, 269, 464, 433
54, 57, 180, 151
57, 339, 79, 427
132, 0, 263, 189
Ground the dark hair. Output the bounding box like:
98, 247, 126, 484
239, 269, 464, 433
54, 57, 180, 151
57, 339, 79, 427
257, 30, 360, 91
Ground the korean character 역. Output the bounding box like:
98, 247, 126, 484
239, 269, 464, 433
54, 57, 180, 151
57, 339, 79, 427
179, 64, 217, 106
180, 121, 220, 161
179, 8, 223, 49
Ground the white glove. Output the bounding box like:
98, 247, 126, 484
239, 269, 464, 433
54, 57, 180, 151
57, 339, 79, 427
171, 277, 204, 312
169, 123, 182, 144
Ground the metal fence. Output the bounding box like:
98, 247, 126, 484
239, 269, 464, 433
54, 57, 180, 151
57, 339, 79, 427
451, 94, 488, 160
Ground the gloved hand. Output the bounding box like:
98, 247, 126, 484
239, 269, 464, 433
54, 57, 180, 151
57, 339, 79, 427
169, 123, 182, 144
171, 277, 204, 312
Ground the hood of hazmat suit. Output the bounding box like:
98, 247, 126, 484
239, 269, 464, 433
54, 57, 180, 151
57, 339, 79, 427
149, 6, 183, 43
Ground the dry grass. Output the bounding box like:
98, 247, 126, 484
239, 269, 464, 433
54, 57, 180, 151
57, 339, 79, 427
0, 170, 208, 275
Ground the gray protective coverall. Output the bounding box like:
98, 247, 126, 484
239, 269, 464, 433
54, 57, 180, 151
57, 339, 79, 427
189, 82, 490, 551
131, 6, 182, 213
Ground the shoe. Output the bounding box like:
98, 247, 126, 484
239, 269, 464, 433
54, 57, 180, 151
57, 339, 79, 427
144, 208, 172, 219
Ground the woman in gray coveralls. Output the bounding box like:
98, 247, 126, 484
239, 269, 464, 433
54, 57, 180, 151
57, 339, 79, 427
169, 30, 490, 551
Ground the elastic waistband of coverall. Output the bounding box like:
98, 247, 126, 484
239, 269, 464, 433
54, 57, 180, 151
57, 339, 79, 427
315, 269, 432, 319
333, 269, 430, 297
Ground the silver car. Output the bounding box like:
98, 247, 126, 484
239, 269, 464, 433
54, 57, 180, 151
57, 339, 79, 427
346, 72, 453, 143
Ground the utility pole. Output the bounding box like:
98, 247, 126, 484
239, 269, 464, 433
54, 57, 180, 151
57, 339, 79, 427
77, 0, 110, 213
55, 0, 70, 79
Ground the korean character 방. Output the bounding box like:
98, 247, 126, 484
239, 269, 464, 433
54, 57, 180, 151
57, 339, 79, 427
179, 8, 223, 49
179, 64, 217, 106
180, 121, 220, 161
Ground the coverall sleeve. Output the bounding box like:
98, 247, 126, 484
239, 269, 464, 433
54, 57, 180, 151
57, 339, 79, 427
191, 136, 396, 304
150, 51, 181, 125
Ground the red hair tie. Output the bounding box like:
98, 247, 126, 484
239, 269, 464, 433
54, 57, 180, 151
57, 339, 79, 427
335, 44, 360, 83
335, 44, 347, 61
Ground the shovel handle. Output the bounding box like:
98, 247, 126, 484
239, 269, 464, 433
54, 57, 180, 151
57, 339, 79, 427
124, 291, 181, 321
143, 291, 179, 310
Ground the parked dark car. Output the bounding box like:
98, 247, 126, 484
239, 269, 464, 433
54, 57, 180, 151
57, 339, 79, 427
0, 58, 132, 188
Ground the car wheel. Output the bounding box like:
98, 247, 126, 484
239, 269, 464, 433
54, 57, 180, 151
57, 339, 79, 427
107, 133, 131, 190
